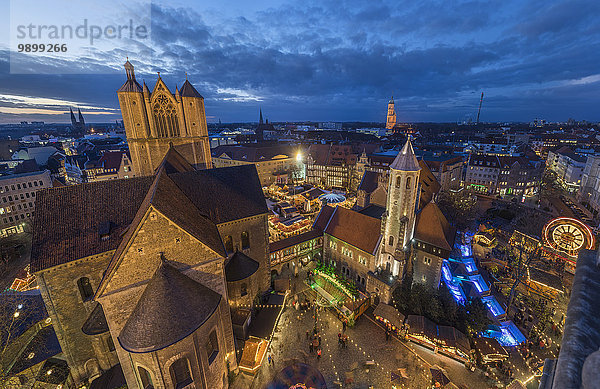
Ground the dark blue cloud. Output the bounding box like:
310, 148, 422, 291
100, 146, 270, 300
0, 0, 599, 123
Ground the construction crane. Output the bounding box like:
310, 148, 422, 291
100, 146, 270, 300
476, 92, 484, 124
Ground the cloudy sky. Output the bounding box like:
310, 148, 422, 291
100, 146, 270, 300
0, 0, 598, 124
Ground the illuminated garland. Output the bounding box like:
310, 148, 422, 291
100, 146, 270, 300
313, 268, 357, 300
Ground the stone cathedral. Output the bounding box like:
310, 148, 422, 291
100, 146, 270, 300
30, 61, 271, 389
117, 60, 212, 176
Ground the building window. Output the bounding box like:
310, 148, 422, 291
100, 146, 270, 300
388, 236, 394, 246
169, 358, 192, 389
424, 257, 432, 265
225, 235, 233, 254
241, 231, 250, 249
153, 94, 180, 138
395, 176, 401, 188
240, 283, 248, 297
206, 330, 219, 364
77, 277, 93, 302
406, 176, 412, 189
138, 366, 154, 389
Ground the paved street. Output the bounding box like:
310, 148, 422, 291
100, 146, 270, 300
234, 266, 494, 388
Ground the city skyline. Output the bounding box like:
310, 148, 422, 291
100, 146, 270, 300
0, 0, 599, 123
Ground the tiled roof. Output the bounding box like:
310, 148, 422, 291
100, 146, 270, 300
31, 156, 266, 273
414, 200, 455, 251
98, 151, 125, 171
212, 144, 297, 162
31, 177, 155, 272
312, 205, 335, 232
225, 251, 260, 282
118, 261, 221, 353
324, 206, 381, 255
418, 160, 441, 209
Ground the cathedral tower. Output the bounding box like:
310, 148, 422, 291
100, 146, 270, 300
386, 95, 397, 130
378, 137, 421, 276
117, 60, 212, 176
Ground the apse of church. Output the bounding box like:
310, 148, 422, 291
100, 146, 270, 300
117, 60, 212, 176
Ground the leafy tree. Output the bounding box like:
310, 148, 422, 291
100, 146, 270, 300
436, 190, 477, 230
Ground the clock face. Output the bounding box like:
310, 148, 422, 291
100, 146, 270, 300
543, 217, 594, 257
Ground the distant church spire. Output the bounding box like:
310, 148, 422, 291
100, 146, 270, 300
259, 108, 264, 125
70, 107, 77, 126
77, 108, 85, 126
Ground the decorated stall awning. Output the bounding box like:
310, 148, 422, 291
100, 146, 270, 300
373, 303, 405, 329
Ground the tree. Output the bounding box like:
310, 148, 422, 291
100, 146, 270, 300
436, 190, 477, 231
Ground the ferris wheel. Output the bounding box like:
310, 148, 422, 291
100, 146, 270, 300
542, 217, 595, 258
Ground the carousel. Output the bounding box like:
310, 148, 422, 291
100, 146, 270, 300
541, 217, 595, 273
266, 363, 327, 389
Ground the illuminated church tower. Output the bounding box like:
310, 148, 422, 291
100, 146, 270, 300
377, 137, 421, 276
117, 60, 212, 176
386, 95, 397, 130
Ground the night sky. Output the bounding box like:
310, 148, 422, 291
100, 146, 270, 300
0, 0, 599, 124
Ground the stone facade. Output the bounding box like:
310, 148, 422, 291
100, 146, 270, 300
117, 61, 212, 177
323, 234, 373, 291
97, 208, 236, 389
217, 215, 270, 293
36, 252, 119, 384
412, 242, 445, 289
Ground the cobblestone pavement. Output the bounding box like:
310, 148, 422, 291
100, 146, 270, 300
233, 266, 495, 389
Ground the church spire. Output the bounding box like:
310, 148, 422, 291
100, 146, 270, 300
389, 136, 419, 171
124, 59, 136, 81
70, 107, 77, 126
77, 108, 85, 126
259, 108, 264, 125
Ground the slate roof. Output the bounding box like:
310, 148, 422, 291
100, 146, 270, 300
118, 261, 221, 353
179, 79, 204, 98
269, 229, 322, 253
358, 204, 386, 220
225, 251, 260, 282
31, 152, 267, 272
81, 303, 109, 335
169, 164, 267, 224
418, 160, 441, 209
414, 200, 456, 251
389, 138, 420, 171
324, 206, 381, 255
358, 170, 380, 193
212, 144, 296, 162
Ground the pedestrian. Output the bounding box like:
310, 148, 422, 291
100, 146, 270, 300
306, 329, 310, 340
318, 334, 322, 346
317, 348, 322, 360
309, 342, 313, 353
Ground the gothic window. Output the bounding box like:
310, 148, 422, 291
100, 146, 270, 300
138, 366, 154, 389
395, 176, 401, 188
152, 94, 180, 138
225, 235, 233, 254
169, 358, 192, 389
389, 236, 394, 246
241, 231, 250, 249
206, 330, 219, 364
77, 277, 93, 302
241, 283, 248, 297
406, 176, 412, 189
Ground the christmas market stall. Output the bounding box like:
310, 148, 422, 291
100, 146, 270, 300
472, 337, 509, 365
436, 325, 471, 363
406, 315, 438, 350
373, 302, 405, 335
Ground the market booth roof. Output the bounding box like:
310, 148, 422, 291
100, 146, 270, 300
374, 303, 405, 329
